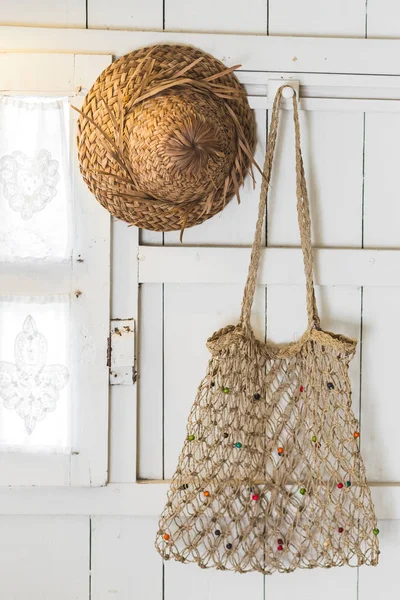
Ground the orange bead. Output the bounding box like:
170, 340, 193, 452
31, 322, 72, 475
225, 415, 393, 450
354, 431, 360, 439
204, 490, 210, 497
278, 447, 284, 454
163, 533, 170, 541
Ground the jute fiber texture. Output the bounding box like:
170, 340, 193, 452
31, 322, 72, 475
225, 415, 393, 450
76, 44, 256, 238
155, 88, 379, 574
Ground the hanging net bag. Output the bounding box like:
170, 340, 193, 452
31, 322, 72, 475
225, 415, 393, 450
155, 87, 380, 574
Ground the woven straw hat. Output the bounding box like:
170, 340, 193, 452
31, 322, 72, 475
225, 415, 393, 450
76, 44, 256, 237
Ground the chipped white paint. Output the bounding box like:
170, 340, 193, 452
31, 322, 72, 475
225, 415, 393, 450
109, 319, 136, 385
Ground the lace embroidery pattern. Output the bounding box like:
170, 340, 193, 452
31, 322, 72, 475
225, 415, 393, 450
0, 316, 69, 433
0, 150, 60, 219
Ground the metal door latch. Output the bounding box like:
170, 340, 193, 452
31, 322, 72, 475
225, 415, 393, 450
108, 318, 136, 385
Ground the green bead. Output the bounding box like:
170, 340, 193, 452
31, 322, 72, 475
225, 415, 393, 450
235, 442, 242, 449
188, 435, 195, 441
346, 481, 351, 488
222, 387, 230, 394
373, 528, 380, 536
311, 436, 317, 443
299, 488, 306, 495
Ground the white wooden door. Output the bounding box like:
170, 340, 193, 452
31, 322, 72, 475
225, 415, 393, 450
1, 8, 400, 598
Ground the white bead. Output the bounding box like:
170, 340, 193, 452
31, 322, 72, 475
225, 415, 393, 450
282, 86, 295, 99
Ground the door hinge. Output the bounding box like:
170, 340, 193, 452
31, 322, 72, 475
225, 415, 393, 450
108, 318, 136, 385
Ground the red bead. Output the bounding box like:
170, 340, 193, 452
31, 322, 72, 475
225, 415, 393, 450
337, 483, 343, 489
338, 527, 344, 533
277, 545, 283, 551
252, 494, 259, 501
299, 386, 304, 392
277, 538, 283, 544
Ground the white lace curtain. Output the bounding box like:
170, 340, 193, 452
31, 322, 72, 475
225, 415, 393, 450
0, 96, 71, 260
0, 97, 71, 450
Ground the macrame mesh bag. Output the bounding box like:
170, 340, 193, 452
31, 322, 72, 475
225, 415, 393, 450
155, 88, 380, 574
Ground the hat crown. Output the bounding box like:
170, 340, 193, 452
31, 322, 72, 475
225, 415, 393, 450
165, 116, 222, 177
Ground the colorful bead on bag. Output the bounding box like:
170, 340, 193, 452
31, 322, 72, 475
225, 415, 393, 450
155, 87, 379, 574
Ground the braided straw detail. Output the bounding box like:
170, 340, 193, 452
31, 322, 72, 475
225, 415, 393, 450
155, 86, 379, 574
76, 44, 256, 238
240, 86, 320, 332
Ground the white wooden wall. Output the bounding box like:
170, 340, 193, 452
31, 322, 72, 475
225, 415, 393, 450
2, 2, 400, 599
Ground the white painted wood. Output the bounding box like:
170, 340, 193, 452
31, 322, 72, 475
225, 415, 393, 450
166, 0, 267, 33
163, 284, 265, 478
266, 563, 357, 599
109, 220, 140, 483
269, 0, 366, 37
4, 28, 400, 76
91, 516, 162, 600
0, 515, 89, 599
137, 283, 164, 480
0, 53, 110, 94
268, 110, 363, 247
137, 231, 163, 478
240, 71, 400, 95
364, 113, 400, 248
0, 0, 85, 28
164, 110, 266, 246
69, 92, 110, 487
88, 0, 162, 30
73, 53, 112, 92
358, 520, 400, 598
0, 53, 74, 92
109, 386, 137, 483
0, 482, 395, 517
250, 96, 400, 113
367, 0, 400, 38
138, 247, 400, 287
361, 287, 400, 483
265, 98, 400, 113
109, 318, 135, 385
165, 560, 263, 600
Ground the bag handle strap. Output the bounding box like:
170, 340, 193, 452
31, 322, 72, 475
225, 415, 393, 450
239, 86, 320, 332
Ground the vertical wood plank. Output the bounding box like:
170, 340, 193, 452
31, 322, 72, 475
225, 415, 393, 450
0, 0, 85, 27
88, 0, 162, 29
138, 229, 164, 479
91, 516, 162, 600
165, 560, 263, 600
138, 282, 164, 479
362, 111, 400, 483
109, 387, 136, 483
267, 110, 364, 248
266, 564, 357, 600
0, 516, 89, 599
361, 287, 400, 482
163, 284, 264, 478
367, 0, 400, 38
164, 110, 266, 246
358, 521, 398, 599
364, 113, 400, 248
165, 0, 267, 32
269, 0, 366, 37
109, 220, 139, 483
